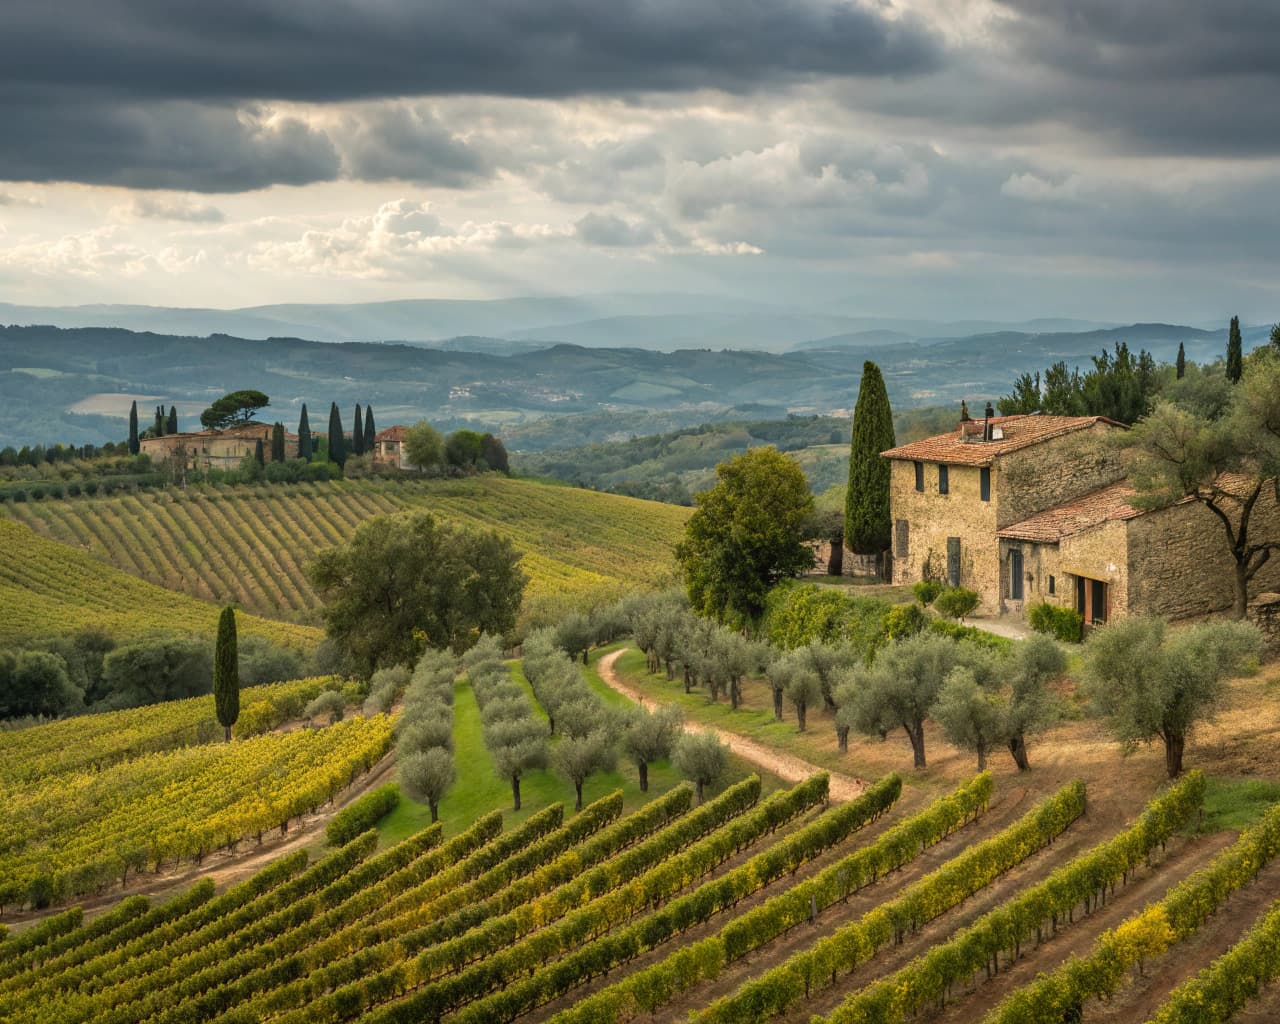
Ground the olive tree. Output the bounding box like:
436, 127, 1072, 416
933, 667, 1007, 770
553, 730, 616, 811
305, 690, 346, 726
622, 704, 684, 792
1082, 617, 1262, 777
673, 730, 728, 802
1004, 634, 1066, 770
399, 747, 456, 822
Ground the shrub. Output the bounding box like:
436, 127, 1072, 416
933, 586, 979, 621
912, 580, 943, 606
928, 617, 1012, 652
325, 783, 401, 845
1029, 601, 1084, 642
305, 689, 347, 725
883, 602, 928, 640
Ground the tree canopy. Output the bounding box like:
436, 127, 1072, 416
675, 446, 814, 625
998, 343, 1159, 424
308, 511, 526, 674
404, 421, 444, 471
199, 390, 269, 431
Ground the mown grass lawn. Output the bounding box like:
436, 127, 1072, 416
379, 648, 779, 845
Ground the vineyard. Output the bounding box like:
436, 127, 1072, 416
0, 679, 391, 910
1, 476, 690, 622
0, 518, 320, 648
5, 751, 1279, 1023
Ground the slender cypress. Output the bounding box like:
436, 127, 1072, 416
254, 437, 265, 467
1226, 315, 1243, 383
167, 405, 178, 434
352, 403, 364, 455
364, 405, 376, 447
154, 406, 165, 436
1175, 342, 1186, 380
298, 404, 313, 461
213, 607, 239, 742
845, 361, 896, 574
128, 401, 140, 454
328, 402, 346, 466
271, 422, 286, 462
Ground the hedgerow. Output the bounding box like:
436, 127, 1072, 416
325, 783, 400, 846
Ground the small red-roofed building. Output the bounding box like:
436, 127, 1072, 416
371, 425, 412, 468
882, 405, 1280, 624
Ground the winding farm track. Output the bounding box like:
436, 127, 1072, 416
596, 649, 867, 801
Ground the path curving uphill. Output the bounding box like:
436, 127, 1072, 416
596, 649, 866, 801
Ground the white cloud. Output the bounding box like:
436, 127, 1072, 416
1000, 172, 1082, 203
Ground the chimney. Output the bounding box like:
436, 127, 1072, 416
984, 402, 995, 442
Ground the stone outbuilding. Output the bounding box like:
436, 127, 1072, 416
371, 425, 412, 469
882, 407, 1280, 625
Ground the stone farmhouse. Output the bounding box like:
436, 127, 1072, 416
371, 425, 412, 469
882, 406, 1280, 625
140, 422, 299, 471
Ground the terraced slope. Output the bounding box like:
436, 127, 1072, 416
0, 518, 320, 647
3, 477, 689, 621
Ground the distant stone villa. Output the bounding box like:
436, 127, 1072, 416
371, 425, 412, 469
882, 405, 1280, 625
140, 422, 299, 471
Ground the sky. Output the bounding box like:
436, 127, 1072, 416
1, 0, 1278, 324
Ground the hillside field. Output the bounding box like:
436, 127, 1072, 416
2, 476, 690, 624
0, 518, 320, 649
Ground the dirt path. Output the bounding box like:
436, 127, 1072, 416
3, 748, 398, 932
597, 650, 866, 802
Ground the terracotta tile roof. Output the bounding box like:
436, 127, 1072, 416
997, 481, 1147, 543
375, 425, 410, 442
882, 414, 1126, 467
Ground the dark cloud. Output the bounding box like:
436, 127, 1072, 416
0, 100, 340, 191
338, 106, 493, 187
2, 1, 943, 103
574, 212, 657, 247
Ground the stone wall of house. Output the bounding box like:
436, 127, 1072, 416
888, 459, 1002, 611
1247, 593, 1280, 655
994, 423, 1126, 529
997, 537, 1071, 615
1125, 492, 1280, 621
1058, 519, 1131, 618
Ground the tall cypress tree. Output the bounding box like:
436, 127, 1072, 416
328, 402, 346, 466
364, 405, 376, 447
1226, 315, 1243, 383
271, 422, 286, 462
352, 403, 364, 455
298, 405, 313, 461
1175, 342, 1186, 380
845, 361, 896, 575
154, 406, 165, 436
254, 437, 265, 467
128, 401, 140, 455
213, 607, 239, 742
167, 406, 178, 434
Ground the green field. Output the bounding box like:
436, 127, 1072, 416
2, 476, 689, 623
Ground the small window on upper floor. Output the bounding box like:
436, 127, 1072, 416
1048, 575, 1056, 595
913, 461, 924, 492
980, 467, 991, 502
938, 464, 949, 495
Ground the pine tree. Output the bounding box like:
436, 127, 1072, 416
167, 406, 178, 434
271, 422, 286, 462
845, 361, 896, 574
254, 438, 265, 466
213, 606, 239, 742
128, 401, 139, 455
1176, 342, 1186, 380
328, 402, 346, 466
364, 405, 376, 447
1227, 315, 1243, 383
352, 403, 364, 456
298, 405, 313, 461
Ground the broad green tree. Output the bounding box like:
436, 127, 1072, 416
128, 401, 139, 455
0, 650, 83, 719
554, 730, 616, 810
297, 404, 313, 461
199, 390, 269, 431
673, 730, 728, 802
213, 606, 239, 742
845, 361, 895, 571
1227, 315, 1243, 383
308, 511, 526, 674
404, 420, 444, 471
1003, 633, 1065, 769
623, 704, 683, 791
933, 666, 1006, 770
1082, 617, 1261, 777
676, 447, 814, 625
481, 433, 510, 473
327, 402, 346, 466
399, 747, 455, 822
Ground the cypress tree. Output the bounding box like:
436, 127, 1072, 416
254, 437, 265, 467
1226, 315, 1243, 383
845, 361, 896, 575
352, 403, 364, 456
154, 406, 165, 436
328, 402, 346, 466
271, 422, 286, 462
213, 607, 239, 742
298, 405, 313, 461
364, 405, 376, 447
128, 401, 139, 455
1176, 342, 1186, 380
167, 406, 178, 434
